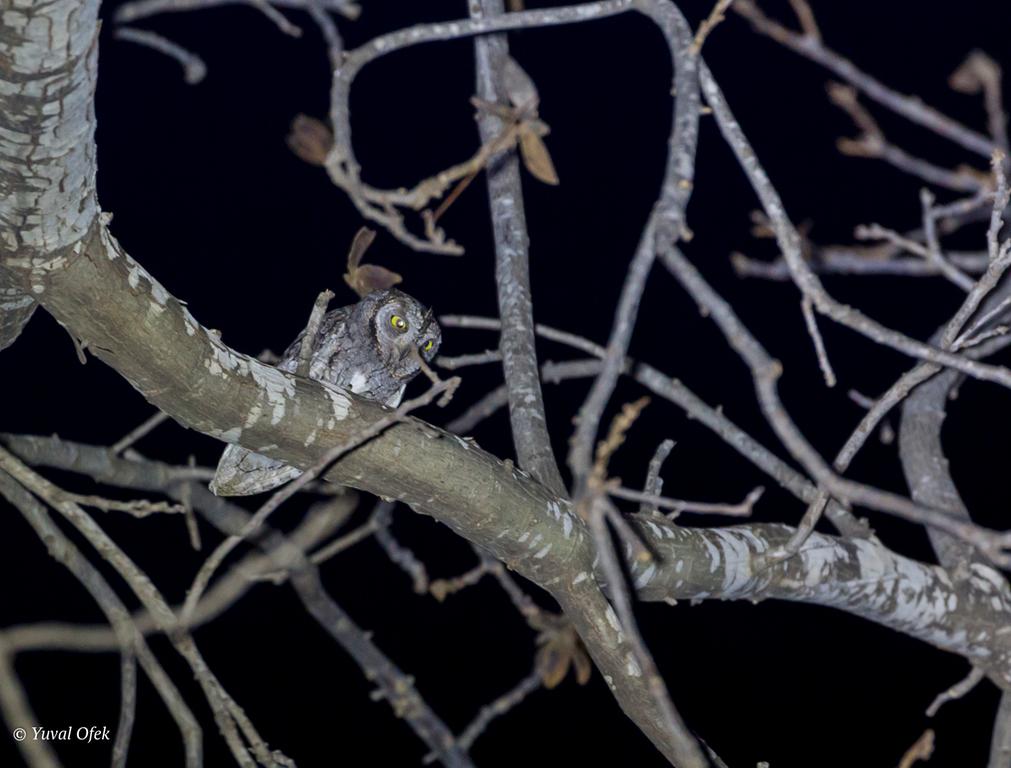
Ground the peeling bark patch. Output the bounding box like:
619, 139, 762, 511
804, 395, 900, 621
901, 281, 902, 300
604, 604, 621, 633
633, 563, 656, 589
0, 2, 100, 256
625, 654, 642, 677
124, 256, 169, 310
562, 512, 573, 539
533, 543, 552, 559
323, 384, 352, 420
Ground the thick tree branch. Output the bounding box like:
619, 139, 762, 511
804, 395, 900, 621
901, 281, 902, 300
0, 0, 101, 347
899, 308, 1011, 766
624, 517, 1011, 690
7, 436, 1011, 697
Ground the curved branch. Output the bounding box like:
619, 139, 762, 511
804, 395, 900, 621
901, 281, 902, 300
899, 315, 1011, 767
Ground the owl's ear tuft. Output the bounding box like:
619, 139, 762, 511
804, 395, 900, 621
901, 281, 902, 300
344, 227, 402, 297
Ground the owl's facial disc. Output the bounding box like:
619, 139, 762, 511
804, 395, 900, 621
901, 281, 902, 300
370, 292, 441, 380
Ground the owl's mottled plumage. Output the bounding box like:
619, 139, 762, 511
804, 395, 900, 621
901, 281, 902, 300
210, 288, 441, 496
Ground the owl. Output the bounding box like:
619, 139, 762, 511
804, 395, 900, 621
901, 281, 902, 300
210, 288, 442, 496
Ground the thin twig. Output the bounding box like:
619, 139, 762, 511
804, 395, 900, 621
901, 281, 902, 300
437, 349, 502, 370
115, 28, 207, 84
457, 666, 542, 750
373, 501, 431, 594
446, 318, 868, 538
801, 295, 836, 386
247, 0, 301, 36
611, 484, 764, 518
0, 639, 61, 768
919, 188, 976, 291
692, 0, 735, 53
950, 51, 1009, 151
111, 411, 170, 455
111, 652, 138, 768
926, 666, 985, 718
429, 562, 492, 601
735, 0, 996, 157
114, 0, 359, 24
639, 439, 675, 516
701, 62, 1011, 410
568, 5, 701, 489
0, 471, 204, 768
296, 289, 334, 377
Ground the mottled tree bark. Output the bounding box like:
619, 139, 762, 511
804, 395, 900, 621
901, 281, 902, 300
469, 0, 567, 497
4, 1, 1011, 765
0, 0, 100, 351
900, 324, 1011, 767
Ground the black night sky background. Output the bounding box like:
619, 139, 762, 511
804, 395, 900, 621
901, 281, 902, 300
4, 1, 1011, 766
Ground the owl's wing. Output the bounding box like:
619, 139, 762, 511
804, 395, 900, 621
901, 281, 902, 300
210, 307, 354, 496
209, 444, 302, 496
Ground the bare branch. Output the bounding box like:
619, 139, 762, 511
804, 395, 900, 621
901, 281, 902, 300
610, 484, 763, 518
701, 62, 1011, 399
447, 316, 868, 538
0, 448, 284, 768
0, 637, 61, 768
734, 0, 996, 157
925, 666, 985, 718
639, 438, 675, 516
373, 501, 431, 594
326, 1, 637, 254
296, 289, 334, 378
114, 0, 359, 25
114, 28, 207, 84
0, 472, 204, 768
457, 666, 542, 752
111, 411, 171, 455
567, 0, 701, 495
111, 652, 138, 768
950, 51, 1009, 151
801, 295, 836, 386
470, 2, 566, 495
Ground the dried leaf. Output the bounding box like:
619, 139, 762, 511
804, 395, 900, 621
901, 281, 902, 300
346, 227, 377, 273
287, 114, 334, 166
949, 50, 1001, 94
536, 639, 571, 689
343, 228, 402, 297
345, 264, 402, 297
897, 729, 934, 768
571, 644, 593, 686
519, 126, 559, 186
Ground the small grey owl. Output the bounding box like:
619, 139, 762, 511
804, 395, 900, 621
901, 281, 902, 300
210, 287, 441, 496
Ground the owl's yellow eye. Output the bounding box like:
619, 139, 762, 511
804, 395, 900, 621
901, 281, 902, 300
390, 315, 408, 333
423, 340, 434, 353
